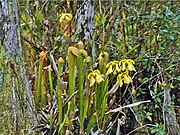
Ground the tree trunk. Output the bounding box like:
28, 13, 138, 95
0, 0, 38, 133
76, 0, 95, 61
163, 77, 180, 135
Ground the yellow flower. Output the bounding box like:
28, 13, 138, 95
88, 70, 104, 87
106, 61, 121, 75
119, 59, 136, 72
127, 59, 136, 71
117, 73, 132, 87
59, 13, 72, 23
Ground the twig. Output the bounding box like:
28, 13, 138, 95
127, 124, 155, 135
106, 100, 151, 114
63, 90, 79, 107
49, 53, 59, 77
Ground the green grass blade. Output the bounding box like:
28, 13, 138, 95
77, 55, 84, 132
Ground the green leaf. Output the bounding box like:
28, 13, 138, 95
169, 35, 174, 40
151, 128, 158, 134
83, 97, 89, 122
87, 114, 96, 134
159, 130, 165, 135
126, 44, 141, 56
112, 42, 125, 56
162, 29, 168, 33
36, 11, 43, 23
58, 121, 65, 134
157, 98, 161, 103
147, 115, 152, 122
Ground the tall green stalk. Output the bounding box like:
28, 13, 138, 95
98, 52, 109, 127
36, 51, 45, 108
68, 47, 80, 112
97, 54, 105, 109
77, 42, 87, 133
48, 65, 53, 99
77, 55, 84, 133
82, 56, 92, 129
50, 113, 53, 134
97, 52, 109, 109
100, 77, 109, 126
40, 73, 46, 109
57, 57, 64, 126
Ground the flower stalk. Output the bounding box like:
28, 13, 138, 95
68, 47, 81, 113
57, 57, 64, 125
48, 65, 53, 99
36, 51, 46, 108
77, 41, 87, 133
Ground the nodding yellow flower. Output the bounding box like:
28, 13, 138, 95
117, 73, 132, 87
88, 70, 104, 87
119, 59, 136, 72
106, 61, 121, 75
59, 13, 72, 23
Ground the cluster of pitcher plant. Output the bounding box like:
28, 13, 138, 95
33, 13, 136, 134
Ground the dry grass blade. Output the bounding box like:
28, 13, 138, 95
106, 82, 119, 97
49, 53, 59, 77
63, 90, 79, 107
116, 118, 121, 135
106, 100, 151, 114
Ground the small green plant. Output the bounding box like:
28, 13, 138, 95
150, 123, 165, 135
143, 110, 153, 122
